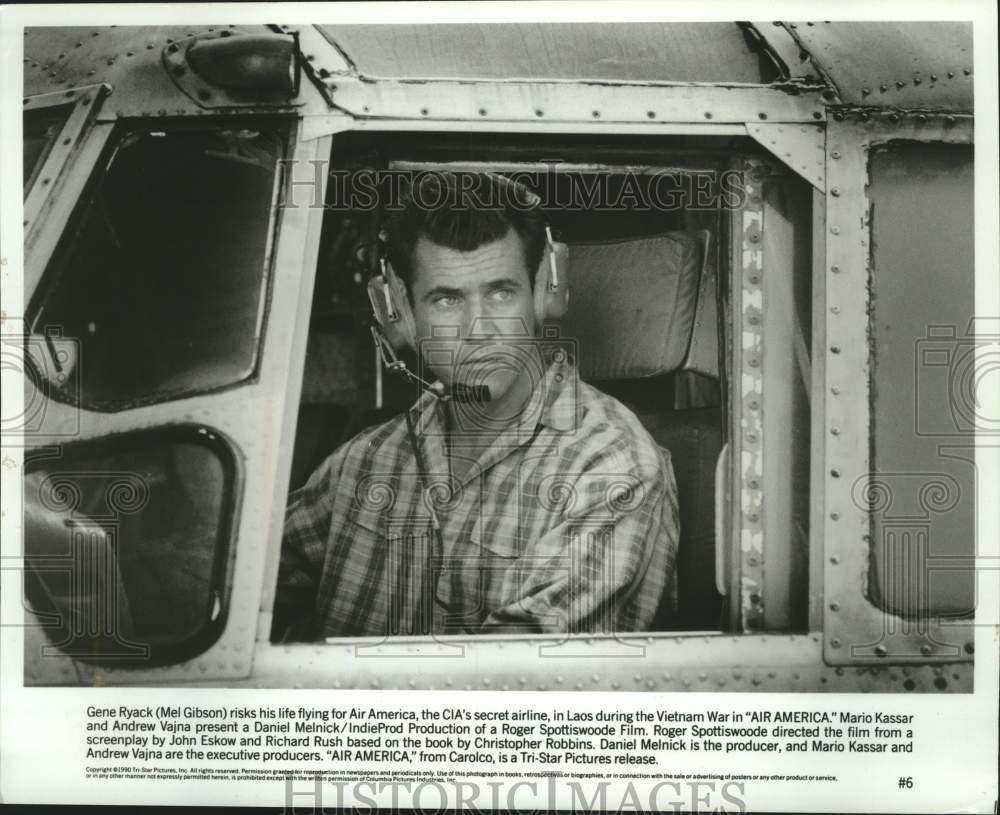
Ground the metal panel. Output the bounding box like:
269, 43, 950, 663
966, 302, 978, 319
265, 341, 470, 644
320, 78, 826, 125
318, 23, 779, 83
239, 634, 969, 693
22, 26, 327, 118
746, 122, 826, 191
786, 21, 973, 110
821, 114, 974, 667
23, 84, 108, 258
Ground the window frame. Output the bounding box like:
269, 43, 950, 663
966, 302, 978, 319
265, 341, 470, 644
820, 114, 976, 667
26, 117, 295, 413
23, 423, 242, 667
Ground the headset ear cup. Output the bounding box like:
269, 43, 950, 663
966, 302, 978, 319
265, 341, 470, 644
384, 263, 417, 351
534, 241, 570, 325
367, 265, 417, 352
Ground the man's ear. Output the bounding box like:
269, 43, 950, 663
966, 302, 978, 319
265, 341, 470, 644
533, 241, 570, 325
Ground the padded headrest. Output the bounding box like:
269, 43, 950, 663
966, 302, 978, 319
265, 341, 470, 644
561, 232, 704, 380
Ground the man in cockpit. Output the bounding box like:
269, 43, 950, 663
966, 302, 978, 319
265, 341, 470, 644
275, 172, 678, 638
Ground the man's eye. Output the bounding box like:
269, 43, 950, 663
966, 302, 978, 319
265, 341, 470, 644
433, 295, 459, 308
488, 288, 515, 302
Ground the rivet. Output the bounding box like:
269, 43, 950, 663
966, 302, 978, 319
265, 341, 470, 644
704, 112, 713, 119
920, 644, 932, 656
126, 50, 134, 57
592, 110, 600, 118
535, 108, 544, 117
945, 115, 956, 125
829, 601, 840, 611
420, 108, 429, 116
879, 83, 888, 92
748, 479, 760, 489
748, 357, 759, 368
822, 88, 837, 100
830, 187, 840, 197
831, 426, 840, 436
647, 110, 655, 119
831, 305, 840, 314
917, 114, 927, 123
888, 113, 900, 123
831, 385, 841, 394
748, 399, 759, 410
913, 76, 921, 85
874, 644, 888, 657
478, 108, 487, 116
830, 344, 841, 353
746, 432, 758, 443
830, 469, 841, 478
749, 592, 761, 604
861, 87, 871, 95
831, 638, 841, 648
749, 232, 760, 243
758, 113, 767, 120
591, 674, 600, 683
747, 555, 759, 567
830, 512, 840, 520
964, 642, 974, 655
895, 81, 905, 89
749, 274, 760, 284
611, 680, 621, 689
748, 512, 759, 523
831, 150, 841, 159
555, 675, 564, 685
830, 554, 840, 564
831, 264, 841, 274
947, 71, 955, 78
963, 68, 971, 76
858, 111, 871, 122
831, 226, 841, 235
482, 678, 490, 686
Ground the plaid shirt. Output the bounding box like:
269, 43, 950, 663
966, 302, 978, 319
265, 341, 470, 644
278, 359, 678, 638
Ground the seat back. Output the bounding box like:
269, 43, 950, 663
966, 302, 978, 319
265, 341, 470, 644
562, 231, 724, 629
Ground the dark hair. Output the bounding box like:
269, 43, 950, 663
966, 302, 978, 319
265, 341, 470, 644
384, 171, 547, 298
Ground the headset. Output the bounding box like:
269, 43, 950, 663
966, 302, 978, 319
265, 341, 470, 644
366, 173, 570, 401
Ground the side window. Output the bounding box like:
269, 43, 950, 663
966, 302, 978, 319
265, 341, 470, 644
24, 426, 239, 666
28, 123, 289, 411
868, 143, 975, 620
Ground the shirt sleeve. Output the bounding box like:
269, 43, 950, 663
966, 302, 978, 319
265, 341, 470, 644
479, 443, 679, 634
272, 446, 346, 639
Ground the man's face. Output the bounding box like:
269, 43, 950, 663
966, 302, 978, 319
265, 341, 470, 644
409, 229, 537, 403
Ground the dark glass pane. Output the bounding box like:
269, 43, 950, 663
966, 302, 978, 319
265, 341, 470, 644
31, 124, 287, 410
23, 104, 73, 192
869, 143, 975, 619
24, 427, 237, 665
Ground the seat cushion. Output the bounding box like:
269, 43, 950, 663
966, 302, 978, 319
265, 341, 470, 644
561, 232, 704, 380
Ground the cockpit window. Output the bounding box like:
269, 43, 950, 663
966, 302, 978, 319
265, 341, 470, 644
23, 426, 238, 666
28, 123, 289, 411
23, 104, 73, 193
